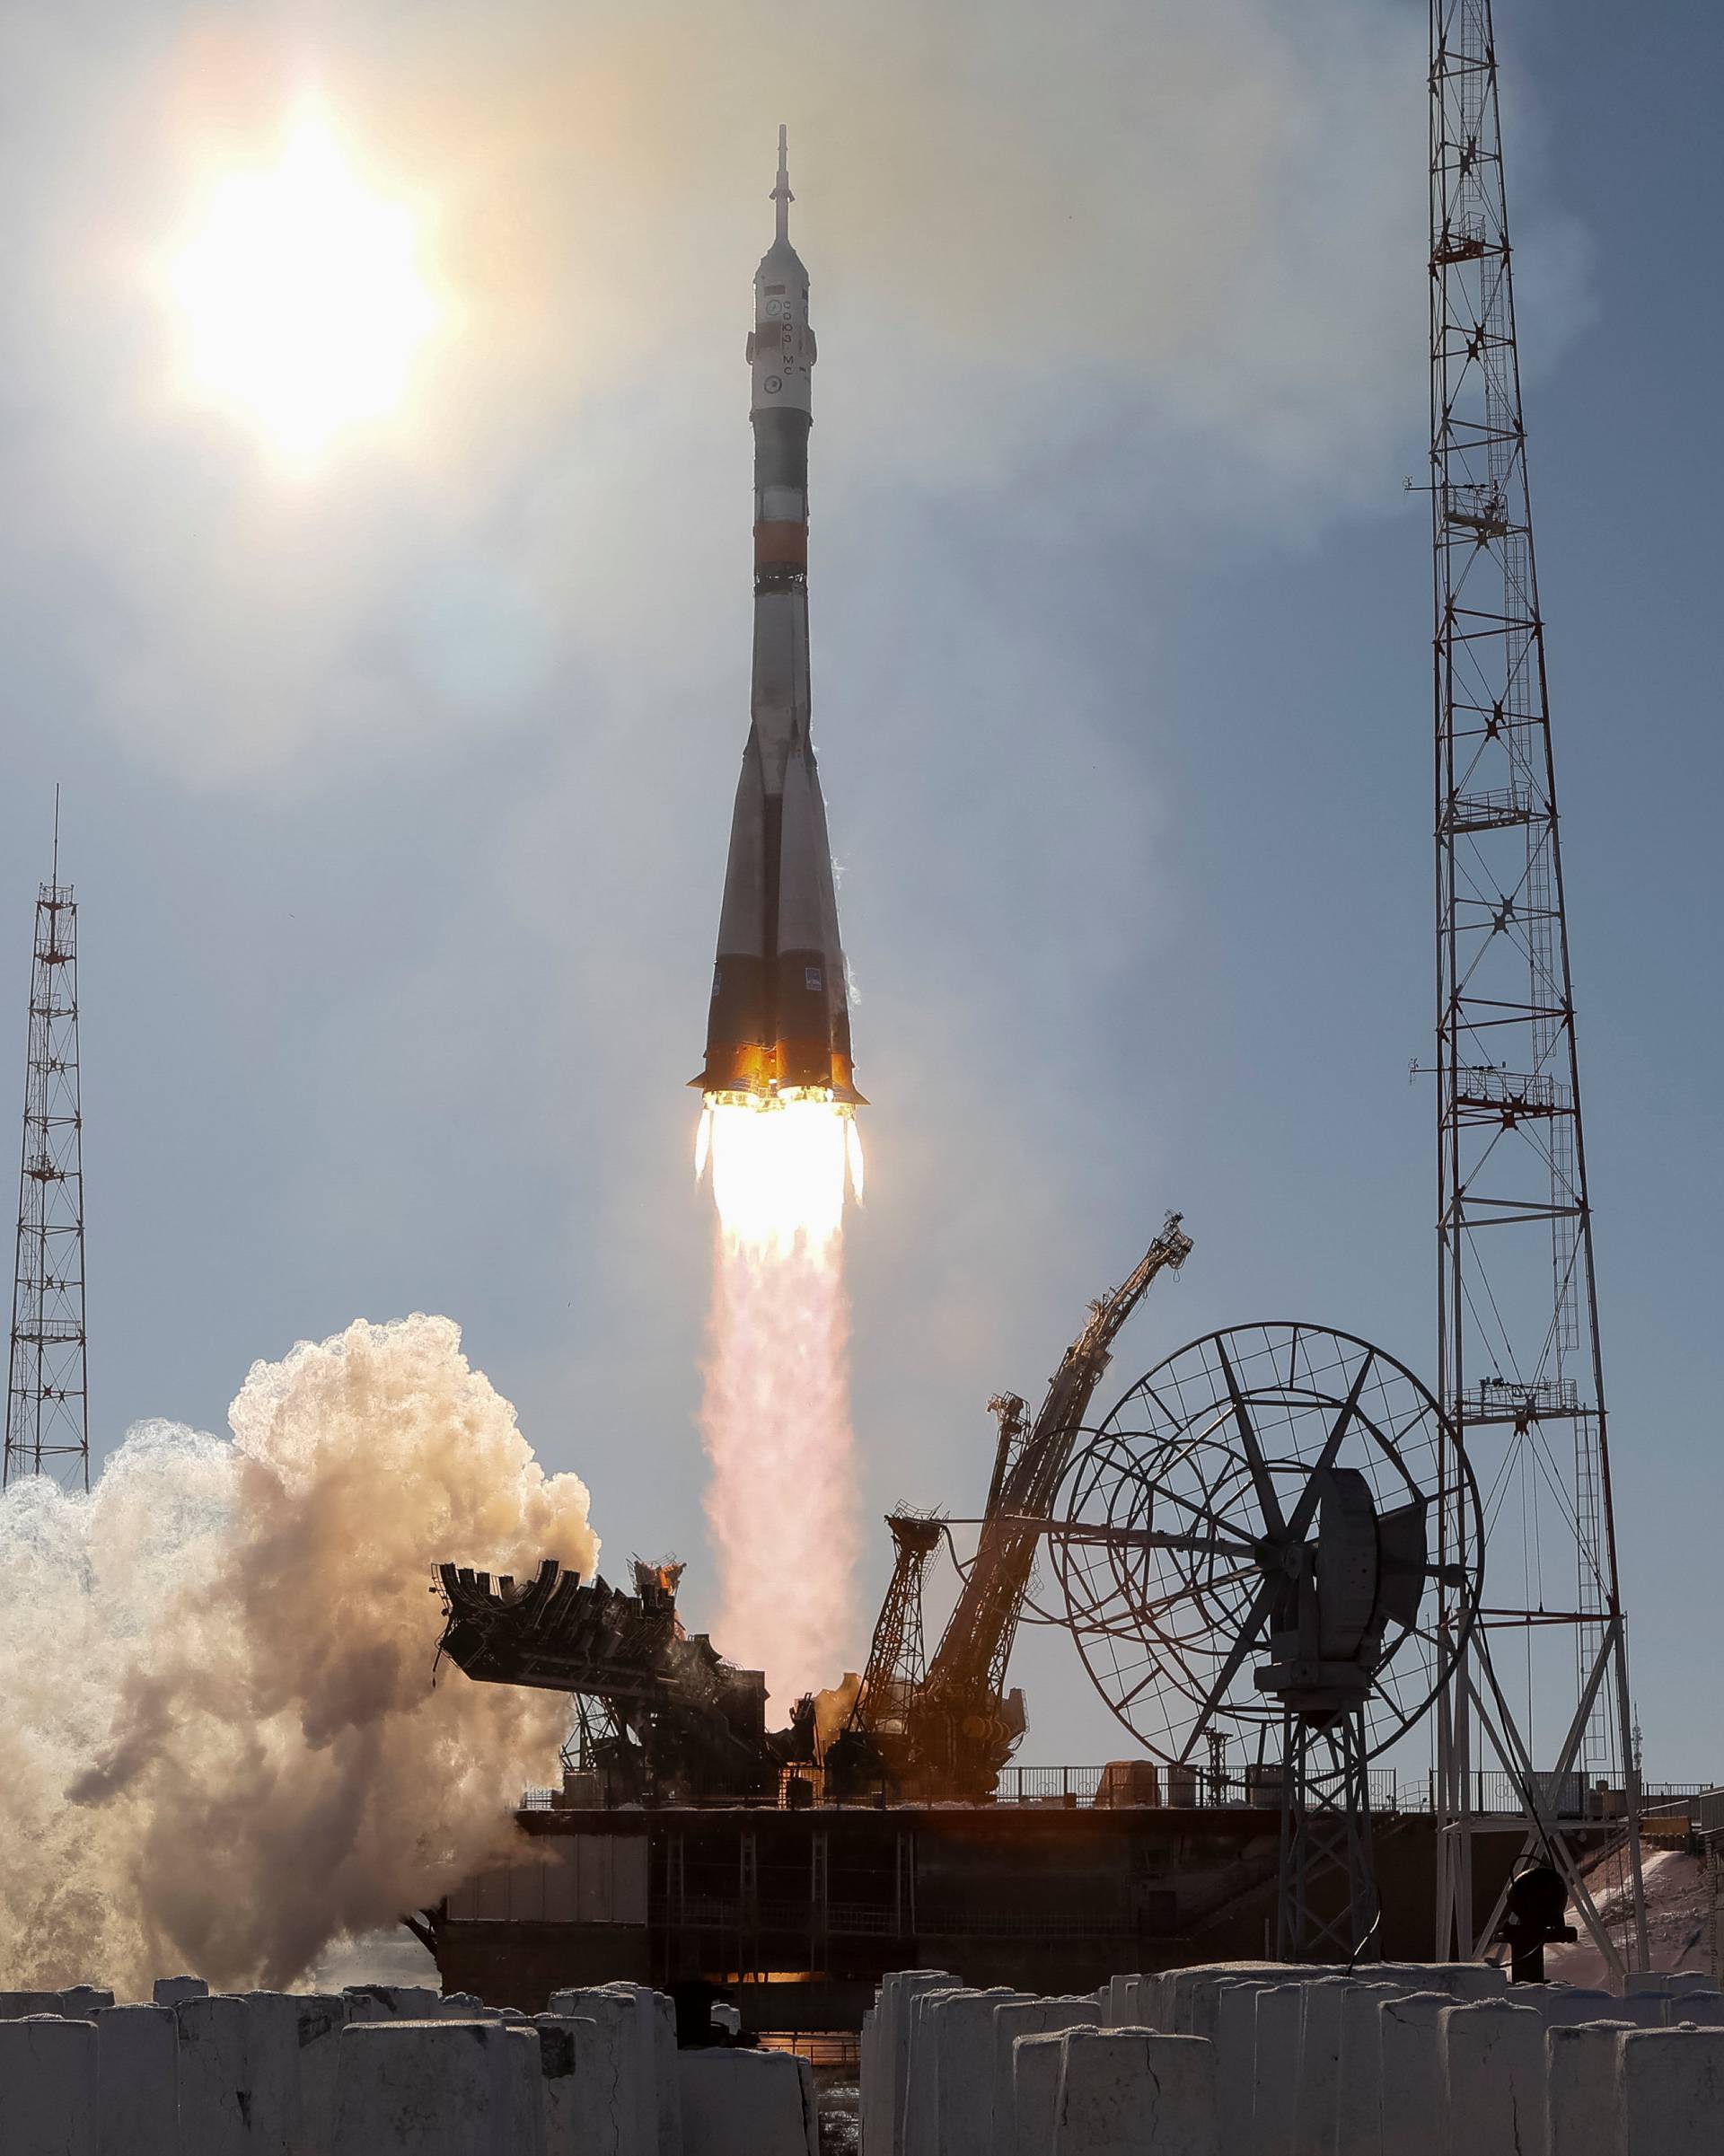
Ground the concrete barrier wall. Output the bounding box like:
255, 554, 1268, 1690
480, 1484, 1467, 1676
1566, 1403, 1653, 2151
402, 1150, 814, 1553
861, 1963, 1724, 2156
0, 1972, 689, 2156
23, 1958, 1724, 2155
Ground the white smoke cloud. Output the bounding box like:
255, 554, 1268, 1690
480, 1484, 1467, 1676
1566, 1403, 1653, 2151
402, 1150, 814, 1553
0, 1314, 597, 1994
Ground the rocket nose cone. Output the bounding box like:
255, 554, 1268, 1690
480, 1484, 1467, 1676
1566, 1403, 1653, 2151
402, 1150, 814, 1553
757, 237, 808, 284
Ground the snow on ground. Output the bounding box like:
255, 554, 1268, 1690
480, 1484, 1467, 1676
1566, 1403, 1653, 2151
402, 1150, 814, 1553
1544, 1844, 1716, 1988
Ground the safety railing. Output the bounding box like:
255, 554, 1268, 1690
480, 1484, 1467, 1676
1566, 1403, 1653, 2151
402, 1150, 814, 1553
518, 1766, 1713, 1816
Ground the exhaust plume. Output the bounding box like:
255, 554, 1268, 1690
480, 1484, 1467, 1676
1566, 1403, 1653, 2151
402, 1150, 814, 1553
0, 1313, 596, 1995
698, 1097, 861, 1703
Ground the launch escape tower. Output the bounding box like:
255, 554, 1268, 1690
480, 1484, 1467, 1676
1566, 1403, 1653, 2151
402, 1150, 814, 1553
4, 804, 89, 1492
1427, 0, 1644, 1964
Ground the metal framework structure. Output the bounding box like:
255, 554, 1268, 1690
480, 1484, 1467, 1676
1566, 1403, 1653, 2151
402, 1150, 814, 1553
849, 1510, 942, 1745
1046, 1322, 1479, 1961
915, 1211, 1192, 1796
1280, 1717, 1379, 1965
4, 811, 88, 1492
1427, 0, 1644, 1966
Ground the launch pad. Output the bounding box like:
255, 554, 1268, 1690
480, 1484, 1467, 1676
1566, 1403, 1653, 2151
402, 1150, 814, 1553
420, 1786, 1571, 2024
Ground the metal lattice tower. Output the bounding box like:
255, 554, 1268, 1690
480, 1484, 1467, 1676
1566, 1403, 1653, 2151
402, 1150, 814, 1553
853, 1511, 942, 1738
1427, 0, 1644, 1967
4, 805, 88, 1492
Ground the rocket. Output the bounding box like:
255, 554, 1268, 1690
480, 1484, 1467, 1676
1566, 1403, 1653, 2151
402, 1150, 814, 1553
690, 128, 863, 1109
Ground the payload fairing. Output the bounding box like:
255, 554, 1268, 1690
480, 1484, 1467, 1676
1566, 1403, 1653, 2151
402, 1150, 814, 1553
691, 130, 863, 1111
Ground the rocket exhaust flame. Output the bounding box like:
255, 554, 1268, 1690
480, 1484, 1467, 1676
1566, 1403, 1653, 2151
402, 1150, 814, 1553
691, 135, 865, 1707
699, 1092, 861, 1258
698, 1094, 861, 1699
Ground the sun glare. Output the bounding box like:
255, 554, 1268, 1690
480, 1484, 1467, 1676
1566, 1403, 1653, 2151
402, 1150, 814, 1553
172, 111, 441, 457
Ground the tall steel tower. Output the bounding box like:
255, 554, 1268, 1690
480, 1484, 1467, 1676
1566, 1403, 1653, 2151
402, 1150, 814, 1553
4, 803, 89, 1492
1427, 1, 1644, 1967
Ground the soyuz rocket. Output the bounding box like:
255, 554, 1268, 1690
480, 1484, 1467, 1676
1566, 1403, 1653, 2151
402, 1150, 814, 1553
691, 130, 863, 1110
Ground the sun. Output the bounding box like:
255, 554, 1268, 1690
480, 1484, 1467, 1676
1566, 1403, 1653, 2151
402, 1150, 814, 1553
172, 110, 442, 458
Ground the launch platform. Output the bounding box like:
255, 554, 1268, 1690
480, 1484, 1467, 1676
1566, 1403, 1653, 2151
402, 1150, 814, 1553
423, 1791, 1552, 2025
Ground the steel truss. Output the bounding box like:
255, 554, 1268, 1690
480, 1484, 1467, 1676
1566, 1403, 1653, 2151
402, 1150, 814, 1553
4, 808, 87, 1493
1427, 0, 1645, 1965
1279, 1713, 1379, 1964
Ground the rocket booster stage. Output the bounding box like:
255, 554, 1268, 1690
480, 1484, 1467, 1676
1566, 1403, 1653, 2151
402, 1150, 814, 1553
691, 130, 863, 1110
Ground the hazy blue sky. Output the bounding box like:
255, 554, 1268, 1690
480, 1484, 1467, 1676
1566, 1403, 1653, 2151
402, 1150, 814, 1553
0, 0, 1715, 1774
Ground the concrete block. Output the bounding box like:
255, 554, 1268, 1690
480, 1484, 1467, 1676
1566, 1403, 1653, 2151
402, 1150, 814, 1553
504, 2023, 547, 2156
330, 2018, 521, 2156
1333, 1982, 1399, 2156
176, 1993, 253, 2156
1289, 1976, 1363, 2156
574, 1985, 664, 2156
1052, 2028, 1218, 2156
603, 1984, 674, 2156
1189, 1976, 1245, 2047
441, 1993, 492, 2017
0, 1993, 63, 2021
1545, 2020, 1633, 2156
1439, 1998, 1545, 2156
152, 1975, 208, 2006
1526, 1985, 1623, 2028
545, 1987, 648, 2156
1214, 1981, 1268, 2154
54, 1988, 114, 2018
902, 1984, 981, 2156
0, 2014, 97, 2156
576, 1984, 665, 2156
1620, 2028, 1724, 2155
242, 1991, 304, 2156
1013, 2029, 1095, 2156
536, 2017, 604, 2156
1377, 1962, 1506, 2002
92, 2004, 177, 2156
1668, 1995, 1724, 2028
678, 2049, 818, 2156
1165, 1961, 1284, 2037
1104, 1976, 1142, 2029
238, 1990, 346, 2156
1251, 1984, 1306, 2156
275, 1992, 348, 2152
341, 1983, 443, 2021
874, 1973, 955, 2156
1624, 1968, 1710, 1996
933, 1988, 1025, 2156
654, 1994, 682, 2156
1377, 1993, 1454, 2156
992, 2001, 1098, 2156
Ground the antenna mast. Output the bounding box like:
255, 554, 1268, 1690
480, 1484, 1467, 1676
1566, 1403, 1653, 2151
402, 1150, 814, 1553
1427, 0, 1645, 1967
4, 793, 89, 1491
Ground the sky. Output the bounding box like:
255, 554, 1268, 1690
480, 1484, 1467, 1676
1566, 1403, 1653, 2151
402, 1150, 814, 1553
0, 0, 1717, 1778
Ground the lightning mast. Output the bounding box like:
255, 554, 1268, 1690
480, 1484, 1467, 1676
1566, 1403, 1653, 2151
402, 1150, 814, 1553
1427, 0, 1644, 1965
4, 798, 89, 1492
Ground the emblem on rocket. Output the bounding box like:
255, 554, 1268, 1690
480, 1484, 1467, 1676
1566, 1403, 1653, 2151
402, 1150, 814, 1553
691, 129, 864, 1110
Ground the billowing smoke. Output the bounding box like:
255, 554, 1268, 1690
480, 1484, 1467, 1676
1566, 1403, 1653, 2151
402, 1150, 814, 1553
0, 1314, 596, 1996
699, 1101, 861, 1705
